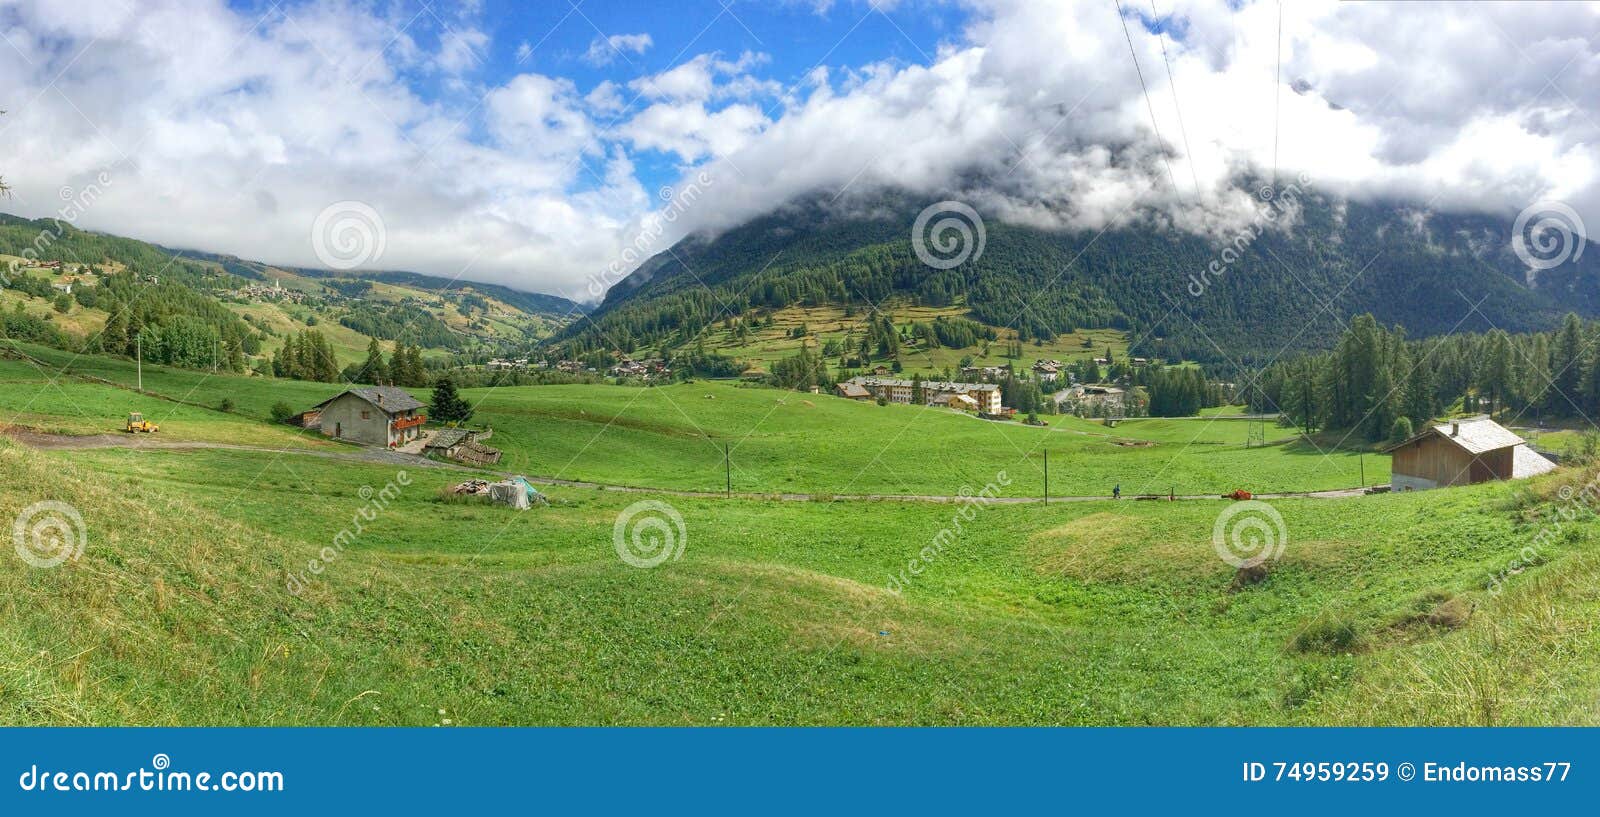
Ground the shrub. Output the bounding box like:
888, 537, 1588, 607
269, 401, 296, 423
218, 397, 236, 413
1389, 416, 1413, 444
1291, 610, 1363, 654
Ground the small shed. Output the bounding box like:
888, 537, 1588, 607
424, 428, 503, 465
1383, 416, 1556, 491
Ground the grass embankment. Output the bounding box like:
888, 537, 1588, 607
0, 439, 1592, 725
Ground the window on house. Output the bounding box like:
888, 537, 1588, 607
361, 410, 370, 419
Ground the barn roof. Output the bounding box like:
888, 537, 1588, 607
1382, 416, 1526, 455
312, 386, 426, 415
1512, 445, 1558, 478
424, 428, 473, 449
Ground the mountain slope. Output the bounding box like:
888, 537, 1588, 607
0, 213, 580, 368
562, 190, 1600, 371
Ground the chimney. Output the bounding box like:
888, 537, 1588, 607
1451, 421, 1460, 437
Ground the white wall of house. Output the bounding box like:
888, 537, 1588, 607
317, 394, 390, 446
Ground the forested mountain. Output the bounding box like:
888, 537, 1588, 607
0, 212, 579, 375
559, 189, 1600, 376
162, 247, 585, 319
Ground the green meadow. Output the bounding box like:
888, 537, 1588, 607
2, 344, 1595, 727
4, 341, 1382, 496
1, 440, 1594, 726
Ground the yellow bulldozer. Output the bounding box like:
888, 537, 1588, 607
125, 412, 159, 433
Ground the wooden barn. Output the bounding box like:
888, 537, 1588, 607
1383, 417, 1555, 491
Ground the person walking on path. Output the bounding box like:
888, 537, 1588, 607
1113, 483, 1121, 500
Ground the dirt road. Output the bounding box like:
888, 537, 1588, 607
5, 429, 1371, 503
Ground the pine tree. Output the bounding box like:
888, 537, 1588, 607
360, 338, 389, 385
429, 376, 473, 425
1551, 312, 1584, 410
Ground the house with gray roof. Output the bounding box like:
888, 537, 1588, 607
309, 386, 427, 447
1382, 416, 1556, 491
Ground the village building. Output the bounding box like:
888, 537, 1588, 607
608, 357, 670, 379
1055, 384, 1125, 413
423, 428, 503, 465
846, 376, 1002, 414
308, 386, 427, 447
959, 364, 1011, 382
834, 382, 871, 400
486, 357, 534, 371
1383, 416, 1556, 491
1031, 360, 1062, 384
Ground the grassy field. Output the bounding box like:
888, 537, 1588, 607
0, 344, 1594, 726
1, 437, 1594, 726
693, 302, 1131, 377
0, 357, 330, 448
460, 381, 1385, 496
0, 342, 1384, 496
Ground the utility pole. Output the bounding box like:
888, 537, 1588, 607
724, 442, 732, 497
1359, 451, 1366, 487
212, 338, 218, 373
136, 332, 143, 392
1043, 450, 1049, 504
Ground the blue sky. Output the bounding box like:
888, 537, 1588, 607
2, 1, 1595, 299
220, 0, 975, 197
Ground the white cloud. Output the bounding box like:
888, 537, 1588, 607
619, 102, 771, 163
666, 0, 1600, 248
584, 32, 653, 66
436, 27, 488, 75
0, 0, 1597, 304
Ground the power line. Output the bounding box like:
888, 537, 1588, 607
1272, 0, 1282, 190
1148, 0, 1200, 196
1114, 0, 1180, 196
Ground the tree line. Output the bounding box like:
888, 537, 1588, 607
1253, 312, 1600, 442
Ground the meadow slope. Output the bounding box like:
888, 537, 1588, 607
0, 439, 1592, 726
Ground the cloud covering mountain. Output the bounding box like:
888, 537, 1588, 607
0, 0, 1595, 300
